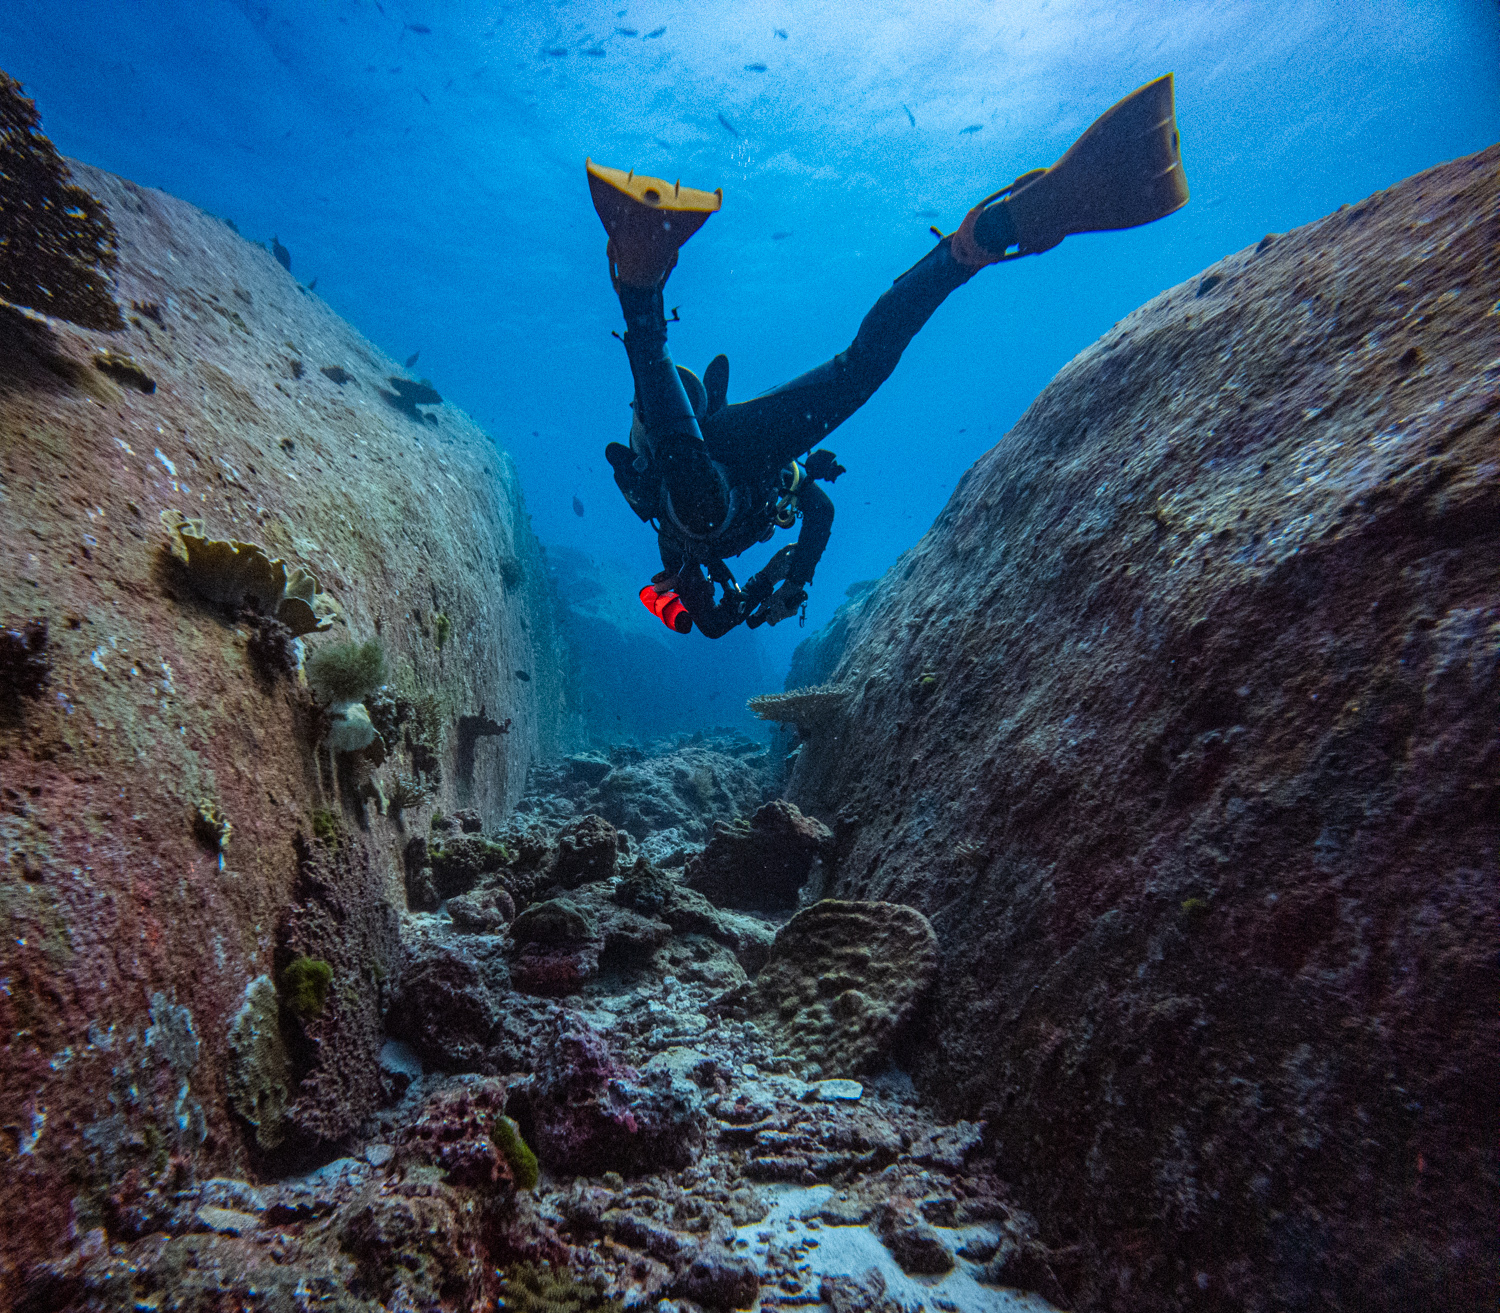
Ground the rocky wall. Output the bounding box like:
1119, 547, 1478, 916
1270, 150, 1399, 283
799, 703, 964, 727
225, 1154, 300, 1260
785, 148, 1499, 1310
0, 160, 567, 1291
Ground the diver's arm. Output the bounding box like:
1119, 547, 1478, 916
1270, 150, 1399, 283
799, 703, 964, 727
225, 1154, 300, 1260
785, 482, 834, 588
618, 282, 702, 452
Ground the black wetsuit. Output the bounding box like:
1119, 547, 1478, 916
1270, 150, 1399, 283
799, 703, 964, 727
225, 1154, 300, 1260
610, 233, 979, 637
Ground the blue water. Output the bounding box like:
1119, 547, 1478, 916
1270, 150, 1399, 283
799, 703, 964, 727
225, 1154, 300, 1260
5, 0, 1496, 696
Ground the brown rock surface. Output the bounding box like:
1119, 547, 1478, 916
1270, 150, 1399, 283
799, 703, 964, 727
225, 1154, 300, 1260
0, 160, 565, 1288
787, 148, 1499, 1308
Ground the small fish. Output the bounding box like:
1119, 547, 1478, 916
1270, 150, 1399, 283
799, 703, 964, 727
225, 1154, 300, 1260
307, 277, 318, 291
644, 25, 666, 38
374, 1, 385, 13
960, 124, 983, 135
913, 209, 939, 218
717, 112, 739, 137
405, 351, 420, 367
771, 231, 792, 241
774, 28, 788, 38
615, 26, 637, 35
388, 66, 401, 73
572, 494, 585, 517
543, 47, 568, 57
902, 102, 916, 127
514, 669, 531, 681
582, 47, 606, 57
418, 89, 430, 103
405, 23, 431, 34
744, 62, 766, 71
272, 235, 291, 270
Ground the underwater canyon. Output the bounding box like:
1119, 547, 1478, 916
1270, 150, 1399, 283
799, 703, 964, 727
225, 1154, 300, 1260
1, 83, 1496, 1313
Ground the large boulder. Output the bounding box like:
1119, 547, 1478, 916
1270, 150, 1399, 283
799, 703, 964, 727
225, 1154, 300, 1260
0, 149, 566, 1280
386, 943, 499, 1071
789, 149, 1500, 1310
551, 813, 620, 887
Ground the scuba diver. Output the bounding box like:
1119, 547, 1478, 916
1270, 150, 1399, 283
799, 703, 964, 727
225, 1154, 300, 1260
590, 74, 1188, 637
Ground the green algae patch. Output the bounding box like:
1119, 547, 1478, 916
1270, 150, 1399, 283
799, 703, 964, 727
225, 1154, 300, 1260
311, 808, 342, 845
498, 1263, 623, 1313
280, 956, 333, 1019
492, 1114, 539, 1190
305, 638, 387, 704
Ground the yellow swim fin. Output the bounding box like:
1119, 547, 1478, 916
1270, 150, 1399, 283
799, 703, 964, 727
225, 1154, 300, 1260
586, 159, 722, 288
1009, 73, 1188, 253
955, 73, 1189, 266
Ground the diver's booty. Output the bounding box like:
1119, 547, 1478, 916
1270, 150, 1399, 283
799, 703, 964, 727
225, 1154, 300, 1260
951, 72, 1189, 268
587, 159, 722, 288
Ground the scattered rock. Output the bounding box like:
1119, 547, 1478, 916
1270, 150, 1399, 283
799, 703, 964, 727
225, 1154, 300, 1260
686, 800, 831, 912
672, 1245, 760, 1310
193, 1204, 260, 1236
874, 1198, 953, 1275
400, 1077, 514, 1188
337, 1189, 481, 1307
820, 1267, 910, 1313
428, 831, 511, 900
508, 1019, 706, 1175
387, 943, 498, 1070
447, 885, 516, 931
552, 813, 620, 887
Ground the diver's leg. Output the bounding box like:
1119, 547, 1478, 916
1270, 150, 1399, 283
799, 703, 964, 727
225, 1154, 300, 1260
703, 236, 976, 470
705, 74, 1189, 471
618, 280, 702, 451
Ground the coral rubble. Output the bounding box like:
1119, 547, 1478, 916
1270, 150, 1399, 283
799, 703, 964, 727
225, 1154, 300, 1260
0, 71, 122, 329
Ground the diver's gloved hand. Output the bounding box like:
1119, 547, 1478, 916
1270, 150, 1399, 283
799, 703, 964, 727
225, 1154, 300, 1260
750, 581, 807, 629
804, 449, 846, 483
743, 544, 797, 609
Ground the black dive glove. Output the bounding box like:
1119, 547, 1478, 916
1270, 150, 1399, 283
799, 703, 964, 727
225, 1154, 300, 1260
804, 449, 846, 482
747, 581, 806, 629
